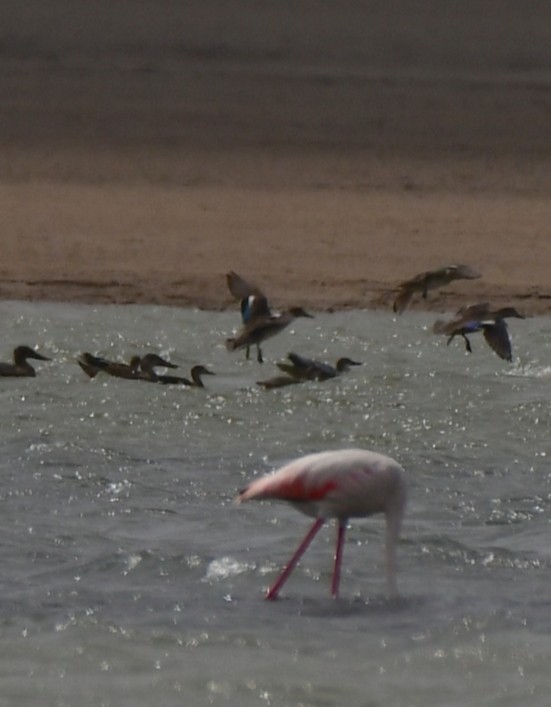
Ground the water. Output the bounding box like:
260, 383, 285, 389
0, 300, 550, 706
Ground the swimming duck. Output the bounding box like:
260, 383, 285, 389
0, 346, 50, 377
276, 352, 362, 381
393, 264, 481, 314
77, 352, 142, 379
156, 364, 215, 387
226, 307, 314, 364
136, 354, 179, 382
256, 375, 303, 390
433, 303, 525, 361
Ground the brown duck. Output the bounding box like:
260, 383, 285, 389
156, 364, 215, 387
433, 303, 525, 361
77, 353, 142, 379
136, 354, 179, 382
256, 375, 303, 390
226, 270, 272, 362
276, 352, 362, 381
393, 265, 481, 314
226, 271, 313, 362
0, 346, 50, 377
226, 307, 314, 364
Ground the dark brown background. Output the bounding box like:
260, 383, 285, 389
2, 1, 550, 312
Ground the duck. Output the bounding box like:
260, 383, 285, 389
393, 264, 481, 314
136, 354, 179, 382
156, 364, 215, 387
0, 346, 50, 377
77, 352, 142, 379
226, 271, 314, 363
226, 306, 314, 364
226, 270, 273, 361
433, 303, 525, 361
256, 375, 303, 390
276, 352, 362, 381
226, 271, 271, 321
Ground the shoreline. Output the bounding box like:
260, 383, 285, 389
4, 174, 551, 317
1, 276, 549, 317
2, 4, 551, 318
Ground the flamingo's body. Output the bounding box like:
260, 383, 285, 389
237, 449, 407, 600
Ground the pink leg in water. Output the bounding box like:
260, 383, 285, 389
266, 518, 325, 600
331, 521, 347, 599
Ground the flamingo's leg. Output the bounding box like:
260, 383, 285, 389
266, 518, 325, 600
331, 520, 347, 599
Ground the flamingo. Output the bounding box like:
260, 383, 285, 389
236, 449, 407, 600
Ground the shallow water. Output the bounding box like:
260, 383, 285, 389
0, 300, 550, 706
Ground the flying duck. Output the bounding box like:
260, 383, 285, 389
393, 264, 481, 314
433, 303, 525, 361
226, 271, 313, 362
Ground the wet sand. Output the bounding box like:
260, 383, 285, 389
2, 1, 551, 314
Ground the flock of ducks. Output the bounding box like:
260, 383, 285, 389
0, 265, 525, 383
76, 352, 214, 387
394, 265, 525, 362
224, 265, 525, 375
0, 346, 214, 386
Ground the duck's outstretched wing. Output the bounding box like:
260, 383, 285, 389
227, 271, 271, 322
226, 271, 264, 301
482, 320, 513, 362
393, 284, 418, 314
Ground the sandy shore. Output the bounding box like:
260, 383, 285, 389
2, 1, 551, 314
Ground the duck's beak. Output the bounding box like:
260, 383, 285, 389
31, 352, 50, 361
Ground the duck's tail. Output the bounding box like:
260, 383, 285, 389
432, 319, 448, 334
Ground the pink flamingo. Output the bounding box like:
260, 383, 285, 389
237, 449, 407, 600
